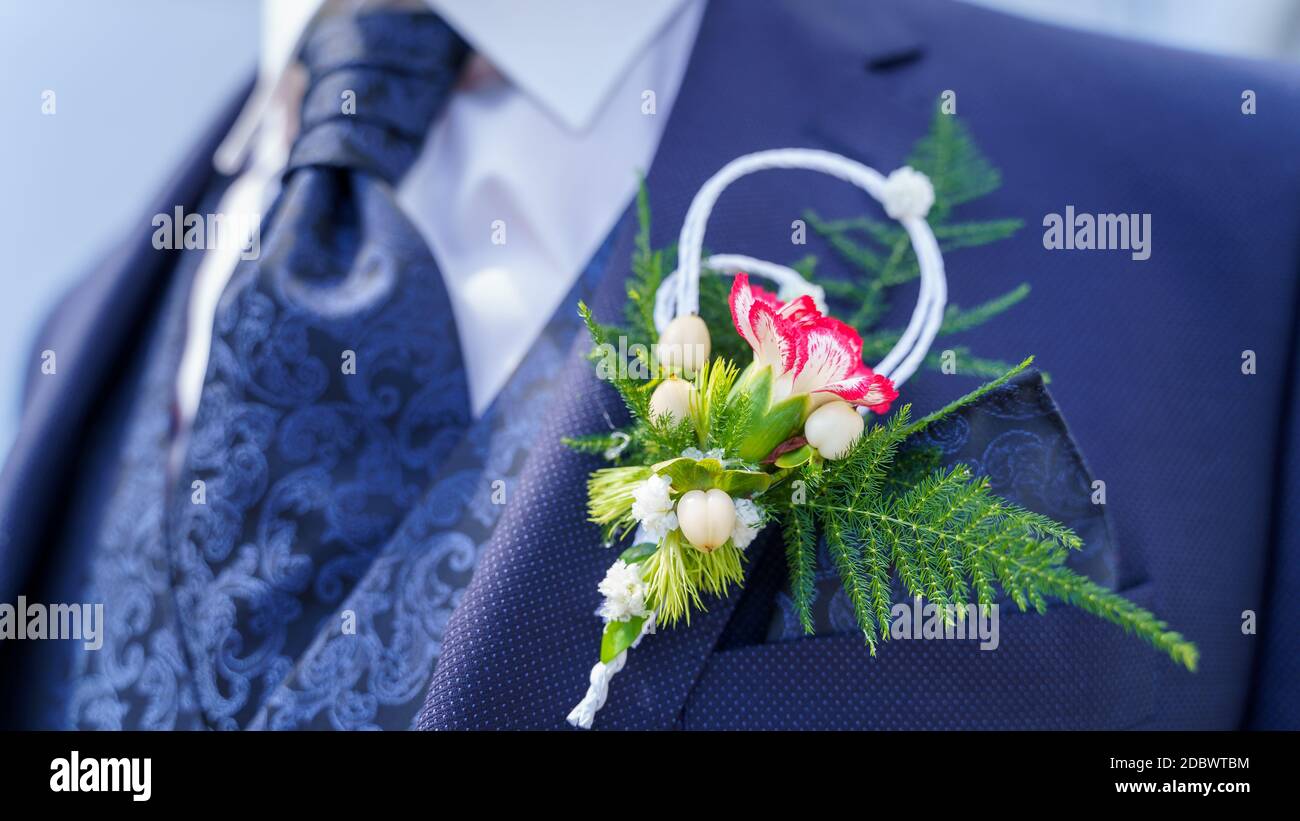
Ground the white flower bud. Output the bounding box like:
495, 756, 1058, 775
656, 315, 711, 377
649, 377, 694, 424
804, 399, 864, 460
676, 488, 736, 552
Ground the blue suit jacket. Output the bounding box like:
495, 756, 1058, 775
3, 0, 1298, 729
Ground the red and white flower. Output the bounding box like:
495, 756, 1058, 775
729, 273, 897, 413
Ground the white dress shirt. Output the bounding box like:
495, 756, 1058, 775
178, 0, 703, 427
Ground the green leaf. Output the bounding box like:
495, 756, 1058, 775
600, 616, 647, 664
651, 456, 717, 491
714, 468, 773, 497
729, 365, 812, 462
620, 542, 659, 564
774, 444, 814, 469
650, 456, 773, 497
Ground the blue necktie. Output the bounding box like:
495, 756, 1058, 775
169, 11, 472, 729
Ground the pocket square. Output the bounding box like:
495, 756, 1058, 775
756, 369, 1131, 642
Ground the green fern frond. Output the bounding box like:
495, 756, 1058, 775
1012, 564, 1200, 672
806, 443, 1198, 669
778, 361, 1201, 669
690, 357, 739, 450
642, 414, 697, 464
825, 513, 882, 652
578, 301, 652, 422
781, 503, 818, 635
820, 405, 912, 510
624, 180, 662, 348
901, 356, 1033, 438
932, 218, 1023, 250
562, 431, 629, 458
713, 392, 752, 457
801, 107, 1027, 376
940, 284, 1032, 335
907, 106, 1002, 222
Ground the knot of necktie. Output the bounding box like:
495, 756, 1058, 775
287, 11, 469, 185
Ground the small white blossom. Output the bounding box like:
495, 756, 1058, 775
631, 474, 673, 519
731, 498, 766, 550
641, 509, 678, 542
631, 473, 678, 541
597, 560, 650, 622
880, 166, 935, 221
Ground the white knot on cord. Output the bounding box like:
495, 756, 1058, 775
880, 166, 935, 221
566, 614, 656, 729
652, 148, 949, 392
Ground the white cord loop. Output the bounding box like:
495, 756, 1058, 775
573, 152, 948, 730
655, 149, 946, 391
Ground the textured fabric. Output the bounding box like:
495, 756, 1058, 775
421, 0, 1300, 730
255, 0, 705, 418
11, 200, 222, 729
287, 13, 468, 185
0, 82, 250, 727
1246, 308, 1300, 728
250, 230, 621, 729
163, 11, 473, 729
6, 0, 1300, 730
4, 65, 629, 731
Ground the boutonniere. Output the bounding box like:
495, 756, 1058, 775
564, 118, 1196, 729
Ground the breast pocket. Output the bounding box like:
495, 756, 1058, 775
692, 372, 1161, 729
685, 578, 1160, 730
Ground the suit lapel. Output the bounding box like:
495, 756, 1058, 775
0, 81, 251, 608
420, 0, 928, 729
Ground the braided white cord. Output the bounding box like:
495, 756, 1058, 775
565, 655, 627, 729
566, 614, 656, 729
657, 148, 946, 391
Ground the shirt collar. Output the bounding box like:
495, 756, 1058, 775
428, 0, 693, 131
261, 0, 693, 133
